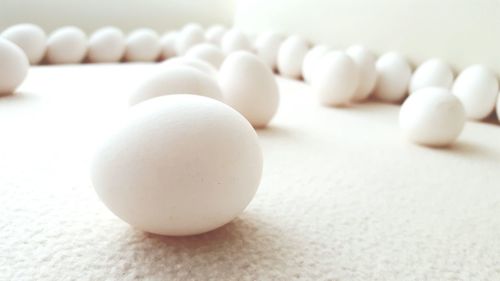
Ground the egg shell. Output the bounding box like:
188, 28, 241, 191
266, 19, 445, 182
205, 24, 226, 45
277, 35, 309, 79
161, 57, 218, 78
219, 51, 280, 128
220, 29, 253, 55
91, 94, 263, 236
373, 52, 412, 103
409, 58, 454, 93
175, 24, 205, 55
185, 43, 225, 68
302, 45, 331, 83
129, 65, 222, 105
124, 28, 161, 62
0, 38, 29, 95
312, 51, 359, 107
159, 31, 177, 60
46, 26, 87, 64
452, 64, 499, 120
87, 27, 125, 63
400, 87, 465, 147
254, 31, 284, 70
1, 23, 46, 65
346, 45, 377, 101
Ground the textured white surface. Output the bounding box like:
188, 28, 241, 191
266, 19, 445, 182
1, 64, 500, 280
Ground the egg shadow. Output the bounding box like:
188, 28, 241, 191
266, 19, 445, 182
417, 140, 500, 162
256, 125, 296, 139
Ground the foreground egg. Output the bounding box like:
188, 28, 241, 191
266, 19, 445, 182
87, 27, 125, 63
452, 64, 499, 120
277, 35, 309, 79
129, 65, 222, 105
373, 52, 412, 102
46, 26, 87, 64
0, 38, 29, 95
221, 29, 253, 55
91, 94, 263, 236
302, 45, 331, 83
346, 45, 377, 101
400, 87, 465, 147
409, 58, 454, 93
175, 24, 205, 55
124, 28, 161, 62
185, 43, 225, 68
1, 23, 46, 65
254, 31, 284, 70
219, 51, 280, 128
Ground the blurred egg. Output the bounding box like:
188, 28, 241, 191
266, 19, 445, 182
312, 51, 359, 106
400, 87, 465, 147
497, 94, 500, 122
373, 52, 412, 103
452, 64, 499, 120
302, 45, 331, 83
1, 23, 46, 65
205, 24, 226, 45
124, 28, 161, 62
219, 51, 280, 128
91, 94, 262, 236
159, 31, 177, 60
0, 38, 29, 95
46, 26, 87, 64
277, 35, 309, 79
129, 65, 222, 105
161, 57, 218, 78
175, 23, 204, 55
346, 45, 377, 101
87, 26, 125, 63
409, 58, 454, 93
185, 43, 225, 68
254, 31, 284, 70
220, 28, 253, 55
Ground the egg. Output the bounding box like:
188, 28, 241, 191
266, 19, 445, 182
400, 87, 465, 147
124, 28, 161, 62
159, 31, 177, 60
277, 35, 309, 79
46, 26, 87, 64
312, 51, 359, 106
129, 65, 222, 105
373, 52, 412, 103
254, 31, 284, 70
175, 24, 205, 55
220, 28, 253, 55
302, 45, 331, 83
161, 57, 218, 78
87, 27, 125, 63
91, 94, 263, 236
219, 51, 280, 128
452, 64, 499, 120
1, 23, 46, 65
497, 94, 500, 122
409, 58, 454, 93
346, 45, 377, 101
205, 24, 226, 45
185, 43, 225, 68
0, 38, 29, 95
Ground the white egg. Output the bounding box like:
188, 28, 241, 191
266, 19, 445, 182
205, 24, 226, 45
312, 51, 359, 106
400, 87, 465, 147
409, 58, 454, 93
220, 29, 253, 55
346, 45, 377, 101
91, 94, 262, 236
129, 65, 222, 105
87, 27, 125, 63
185, 43, 225, 68
277, 35, 309, 79
159, 31, 177, 60
254, 31, 284, 70
452, 64, 499, 120
373, 52, 412, 103
219, 51, 280, 128
302, 45, 331, 83
0, 38, 29, 95
1, 23, 46, 65
46, 26, 87, 64
175, 24, 205, 55
161, 57, 218, 78
124, 28, 161, 62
